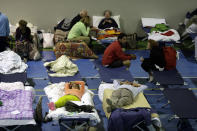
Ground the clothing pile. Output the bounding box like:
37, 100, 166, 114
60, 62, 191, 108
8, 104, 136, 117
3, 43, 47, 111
0, 50, 28, 74
148, 29, 180, 42
44, 55, 78, 77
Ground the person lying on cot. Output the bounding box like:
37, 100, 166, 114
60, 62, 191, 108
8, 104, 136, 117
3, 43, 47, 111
98, 10, 118, 30
48, 81, 85, 110
140, 39, 166, 82
106, 80, 141, 113
67, 16, 96, 45
102, 33, 136, 69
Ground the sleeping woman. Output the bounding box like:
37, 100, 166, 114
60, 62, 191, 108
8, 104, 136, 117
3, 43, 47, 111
98, 10, 118, 29
48, 81, 85, 110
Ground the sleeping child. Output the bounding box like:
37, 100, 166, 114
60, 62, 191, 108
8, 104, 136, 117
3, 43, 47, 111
106, 80, 141, 113
48, 81, 85, 111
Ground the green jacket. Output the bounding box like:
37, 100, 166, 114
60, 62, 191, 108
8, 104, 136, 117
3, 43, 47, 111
68, 21, 90, 39
150, 24, 169, 33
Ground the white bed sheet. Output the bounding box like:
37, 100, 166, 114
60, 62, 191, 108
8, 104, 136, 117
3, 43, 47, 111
44, 82, 100, 126
0, 119, 36, 126
148, 29, 180, 42
98, 81, 147, 102
141, 17, 166, 27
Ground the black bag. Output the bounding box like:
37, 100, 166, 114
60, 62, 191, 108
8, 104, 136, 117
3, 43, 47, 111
126, 33, 137, 49
65, 101, 94, 113
55, 18, 71, 31
91, 40, 106, 55
177, 119, 194, 131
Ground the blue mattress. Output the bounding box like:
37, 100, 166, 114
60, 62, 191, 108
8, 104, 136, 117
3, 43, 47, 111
93, 59, 133, 83
163, 88, 197, 119
153, 69, 184, 85
42, 51, 56, 62
48, 72, 82, 83
0, 72, 27, 84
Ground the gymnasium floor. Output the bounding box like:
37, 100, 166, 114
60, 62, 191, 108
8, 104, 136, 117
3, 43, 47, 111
27, 48, 197, 131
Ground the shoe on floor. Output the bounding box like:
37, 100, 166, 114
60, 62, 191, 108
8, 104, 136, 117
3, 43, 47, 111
148, 75, 154, 82
106, 98, 112, 106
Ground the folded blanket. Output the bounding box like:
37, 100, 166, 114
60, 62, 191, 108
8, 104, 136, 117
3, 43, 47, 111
0, 89, 33, 120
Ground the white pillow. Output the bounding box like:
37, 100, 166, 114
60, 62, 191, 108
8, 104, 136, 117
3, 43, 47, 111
141, 17, 166, 27
113, 80, 147, 98
43, 33, 54, 48
118, 84, 147, 98
93, 15, 120, 28
9, 24, 17, 36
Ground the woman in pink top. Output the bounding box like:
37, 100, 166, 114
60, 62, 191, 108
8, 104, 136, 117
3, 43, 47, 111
48, 81, 85, 110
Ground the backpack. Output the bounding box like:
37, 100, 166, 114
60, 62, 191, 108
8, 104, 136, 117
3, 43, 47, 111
55, 18, 71, 31
163, 46, 177, 70
177, 119, 194, 131
126, 33, 137, 49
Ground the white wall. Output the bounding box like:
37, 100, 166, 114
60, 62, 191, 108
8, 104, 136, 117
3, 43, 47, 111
1, 0, 196, 35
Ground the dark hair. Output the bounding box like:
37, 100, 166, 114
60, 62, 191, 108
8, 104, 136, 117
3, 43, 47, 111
118, 33, 127, 40
19, 20, 27, 27
103, 10, 112, 16
148, 39, 159, 49
69, 82, 80, 89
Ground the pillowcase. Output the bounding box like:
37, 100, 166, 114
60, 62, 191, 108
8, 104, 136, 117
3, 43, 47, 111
141, 17, 166, 27
113, 80, 147, 98
93, 15, 120, 28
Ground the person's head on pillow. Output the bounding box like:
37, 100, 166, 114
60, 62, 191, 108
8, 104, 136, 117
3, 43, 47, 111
79, 9, 88, 18
81, 16, 90, 27
69, 82, 80, 90
104, 10, 112, 19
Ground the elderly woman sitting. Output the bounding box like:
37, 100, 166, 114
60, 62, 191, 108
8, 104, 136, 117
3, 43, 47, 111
98, 10, 118, 29
15, 20, 32, 42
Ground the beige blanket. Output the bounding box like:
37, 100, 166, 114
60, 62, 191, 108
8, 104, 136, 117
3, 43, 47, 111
103, 89, 158, 119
